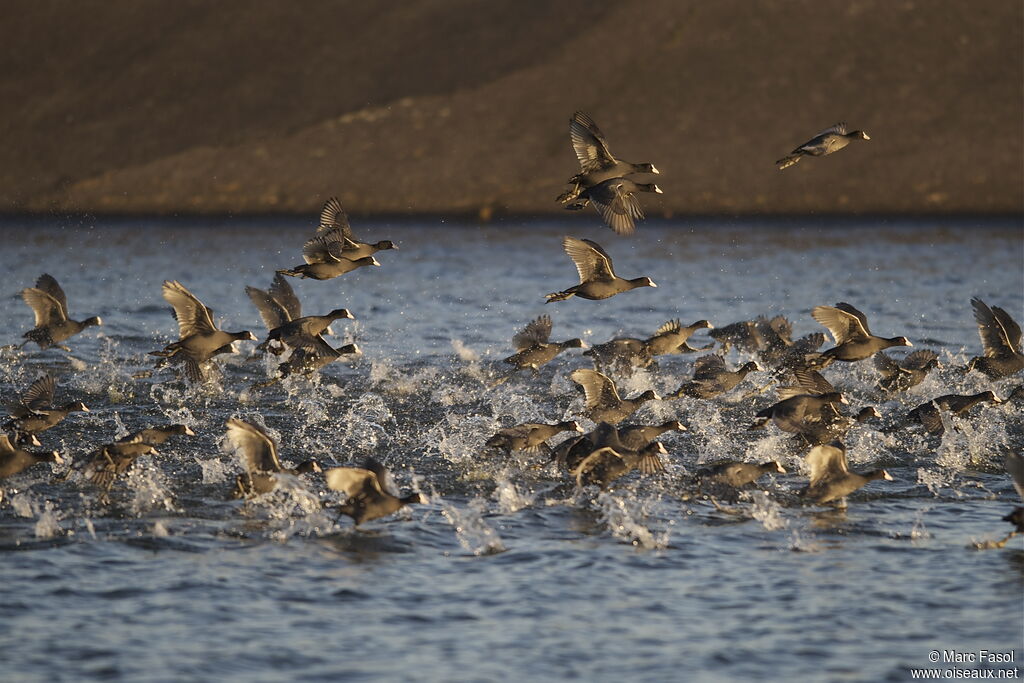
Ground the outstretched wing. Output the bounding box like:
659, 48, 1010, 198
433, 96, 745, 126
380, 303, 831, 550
225, 418, 282, 473
302, 230, 351, 264
569, 111, 616, 173
512, 315, 553, 350
246, 285, 292, 331
34, 274, 68, 318
806, 443, 849, 484
268, 273, 302, 320
812, 304, 868, 344
21, 373, 55, 410
562, 236, 614, 284
317, 196, 355, 241
589, 180, 643, 236
162, 281, 218, 338
570, 368, 621, 409
21, 288, 66, 326
326, 466, 385, 498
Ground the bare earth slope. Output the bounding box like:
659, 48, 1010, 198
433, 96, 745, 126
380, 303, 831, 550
1, 0, 1021, 215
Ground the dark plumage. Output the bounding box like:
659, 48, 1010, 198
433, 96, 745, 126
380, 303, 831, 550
799, 443, 892, 504
326, 458, 425, 525
577, 177, 662, 236
569, 368, 659, 425
119, 424, 196, 446
82, 440, 159, 493
4, 373, 89, 437
709, 320, 763, 354
546, 237, 656, 303
316, 197, 397, 259
644, 319, 714, 356
672, 356, 760, 399
749, 391, 848, 433
776, 123, 870, 170
572, 440, 668, 490
486, 421, 583, 454
20, 274, 102, 350
967, 298, 1023, 379
557, 111, 659, 207
225, 418, 322, 498
907, 391, 1003, 436
696, 460, 786, 488
278, 229, 381, 280
799, 406, 880, 447
502, 315, 585, 371
148, 281, 257, 382
777, 369, 878, 445
0, 434, 61, 478
246, 273, 354, 355
812, 302, 912, 365
616, 420, 687, 450
583, 337, 653, 375
874, 350, 939, 393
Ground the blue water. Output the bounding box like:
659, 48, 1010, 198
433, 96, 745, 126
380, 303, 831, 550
0, 216, 1021, 682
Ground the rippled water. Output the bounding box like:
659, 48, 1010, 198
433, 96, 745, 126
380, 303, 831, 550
0, 216, 1021, 681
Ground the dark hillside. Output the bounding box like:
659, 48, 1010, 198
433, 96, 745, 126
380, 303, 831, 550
1, 0, 1020, 216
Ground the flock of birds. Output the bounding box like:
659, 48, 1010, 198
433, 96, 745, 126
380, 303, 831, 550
1, 112, 1022, 541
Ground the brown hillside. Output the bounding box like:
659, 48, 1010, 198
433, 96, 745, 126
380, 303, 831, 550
1, 0, 1021, 216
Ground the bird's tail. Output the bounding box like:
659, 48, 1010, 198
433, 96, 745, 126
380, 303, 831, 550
776, 154, 802, 170
545, 291, 574, 304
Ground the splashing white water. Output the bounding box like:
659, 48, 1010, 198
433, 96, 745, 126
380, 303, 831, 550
440, 496, 505, 555
595, 491, 669, 549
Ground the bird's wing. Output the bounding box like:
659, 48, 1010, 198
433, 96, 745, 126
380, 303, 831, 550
512, 315, 553, 350
815, 122, 847, 137
361, 457, 399, 497
21, 288, 65, 326
654, 319, 681, 337
246, 286, 291, 331
903, 349, 939, 370
991, 305, 1022, 353
792, 368, 836, 394
225, 418, 282, 473
571, 447, 623, 482
775, 386, 808, 401
1005, 452, 1024, 502
834, 302, 872, 335
302, 230, 350, 264
692, 354, 726, 379
163, 280, 217, 337
812, 305, 866, 344
570, 368, 621, 408
589, 180, 643, 236
268, 273, 302, 320
326, 466, 384, 498
0, 434, 14, 453
34, 274, 69, 318
317, 196, 355, 241
768, 315, 793, 341
569, 111, 616, 173
873, 352, 899, 377
21, 374, 55, 409
806, 443, 849, 484
563, 237, 614, 283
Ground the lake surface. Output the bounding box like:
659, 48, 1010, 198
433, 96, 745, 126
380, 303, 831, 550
0, 216, 1022, 682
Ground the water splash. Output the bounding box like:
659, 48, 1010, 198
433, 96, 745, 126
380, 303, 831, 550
440, 496, 505, 555
748, 489, 788, 530
595, 491, 669, 549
